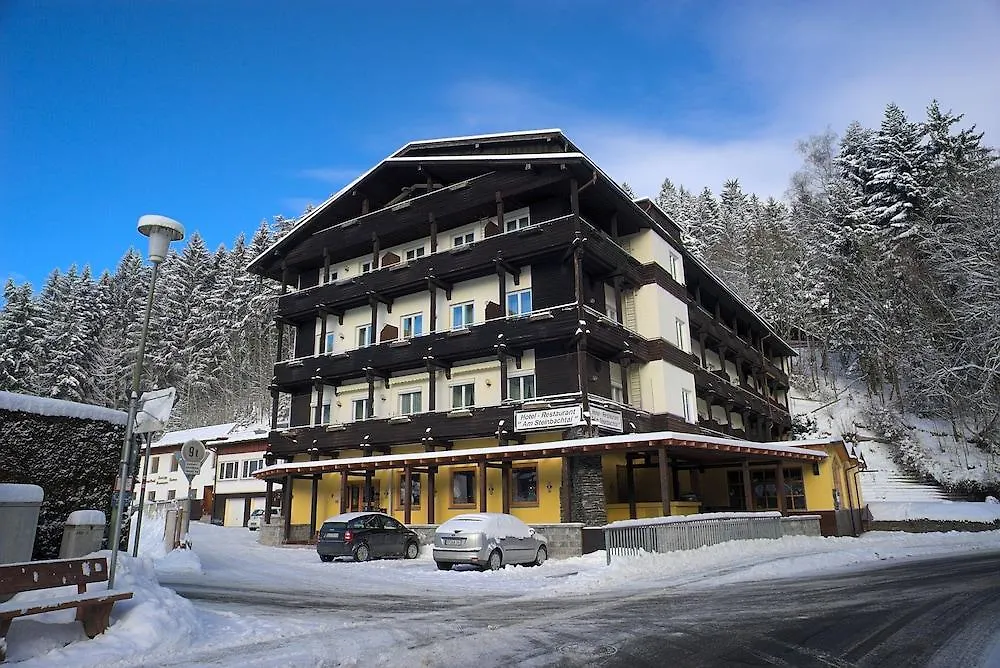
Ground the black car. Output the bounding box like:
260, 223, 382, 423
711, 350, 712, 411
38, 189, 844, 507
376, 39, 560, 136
316, 511, 421, 562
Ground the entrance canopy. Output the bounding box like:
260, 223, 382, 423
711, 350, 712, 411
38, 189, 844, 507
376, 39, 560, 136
254, 431, 832, 481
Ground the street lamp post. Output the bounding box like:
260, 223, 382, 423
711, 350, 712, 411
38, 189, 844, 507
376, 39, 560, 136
108, 214, 184, 588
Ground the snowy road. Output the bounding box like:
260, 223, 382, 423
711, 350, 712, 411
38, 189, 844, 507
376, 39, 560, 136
151, 526, 1000, 667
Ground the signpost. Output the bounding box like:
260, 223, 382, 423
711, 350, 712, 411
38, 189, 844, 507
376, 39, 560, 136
178, 438, 208, 544
130, 387, 176, 557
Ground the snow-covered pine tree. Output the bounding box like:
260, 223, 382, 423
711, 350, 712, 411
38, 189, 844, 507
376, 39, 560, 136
0, 279, 43, 393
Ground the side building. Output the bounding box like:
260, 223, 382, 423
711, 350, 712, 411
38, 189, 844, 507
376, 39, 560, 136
247, 130, 862, 538
134, 422, 275, 527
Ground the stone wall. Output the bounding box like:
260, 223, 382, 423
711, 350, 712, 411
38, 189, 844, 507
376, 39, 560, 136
870, 519, 1000, 533
780, 515, 822, 537
569, 453, 608, 526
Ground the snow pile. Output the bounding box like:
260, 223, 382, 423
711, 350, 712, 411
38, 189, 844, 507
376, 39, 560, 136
868, 501, 1000, 523
0, 484, 43, 503
65, 510, 105, 526
437, 513, 535, 539
605, 510, 781, 529
0, 391, 127, 424
3, 552, 201, 666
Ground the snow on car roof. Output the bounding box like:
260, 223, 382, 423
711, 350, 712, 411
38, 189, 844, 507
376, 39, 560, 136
321, 511, 392, 524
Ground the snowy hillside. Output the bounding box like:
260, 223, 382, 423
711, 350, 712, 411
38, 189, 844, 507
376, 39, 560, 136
788, 350, 1000, 501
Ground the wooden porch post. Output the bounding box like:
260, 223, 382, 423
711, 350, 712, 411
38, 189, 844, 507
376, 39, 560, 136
626, 454, 637, 519
501, 461, 511, 514
658, 447, 673, 516
403, 465, 412, 525
339, 471, 348, 514
776, 460, 787, 515
741, 460, 754, 511
264, 480, 274, 524
479, 459, 488, 512
318, 309, 328, 354
282, 474, 293, 540
427, 466, 436, 524
310, 475, 319, 537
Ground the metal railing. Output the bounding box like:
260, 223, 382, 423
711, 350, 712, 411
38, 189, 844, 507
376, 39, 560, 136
603, 511, 783, 564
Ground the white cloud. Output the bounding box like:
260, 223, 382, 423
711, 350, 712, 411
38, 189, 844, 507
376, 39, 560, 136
442, 1, 999, 200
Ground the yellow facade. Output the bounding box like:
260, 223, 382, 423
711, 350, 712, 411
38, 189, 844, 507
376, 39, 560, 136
280, 438, 861, 533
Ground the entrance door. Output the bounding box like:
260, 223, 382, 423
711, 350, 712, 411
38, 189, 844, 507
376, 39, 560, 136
347, 483, 380, 512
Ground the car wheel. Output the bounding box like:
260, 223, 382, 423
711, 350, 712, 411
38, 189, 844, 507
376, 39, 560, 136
532, 545, 547, 567
353, 543, 371, 562
404, 541, 419, 559
486, 549, 503, 571
436, 561, 453, 571
319, 554, 334, 563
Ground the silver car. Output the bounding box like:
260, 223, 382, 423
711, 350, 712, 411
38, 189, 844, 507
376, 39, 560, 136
433, 512, 548, 571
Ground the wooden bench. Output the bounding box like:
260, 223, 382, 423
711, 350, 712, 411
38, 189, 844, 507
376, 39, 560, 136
0, 556, 133, 662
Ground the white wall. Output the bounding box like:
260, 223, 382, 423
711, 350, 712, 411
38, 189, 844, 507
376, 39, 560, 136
620, 229, 685, 284
632, 284, 690, 349
134, 450, 216, 501
636, 360, 697, 419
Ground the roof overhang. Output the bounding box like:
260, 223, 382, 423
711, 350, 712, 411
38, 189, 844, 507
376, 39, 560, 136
255, 431, 835, 481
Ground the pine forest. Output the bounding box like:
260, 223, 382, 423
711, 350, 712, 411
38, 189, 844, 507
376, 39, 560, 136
2, 101, 997, 477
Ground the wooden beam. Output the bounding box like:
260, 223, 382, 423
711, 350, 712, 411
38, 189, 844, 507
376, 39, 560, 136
658, 447, 672, 516
741, 459, 754, 511
626, 454, 637, 519
427, 466, 436, 524
403, 465, 412, 525
776, 460, 787, 515
479, 459, 488, 512
501, 461, 511, 514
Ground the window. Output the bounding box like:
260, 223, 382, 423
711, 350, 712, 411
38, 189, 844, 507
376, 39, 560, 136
682, 389, 693, 422
668, 253, 680, 281
150, 456, 160, 474
451, 469, 476, 506
324, 331, 335, 353
356, 324, 372, 348
398, 474, 421, 508
352, 398, 370, 421
504, 210, 531, 232
400, 313, 423, 339
148, 491, 155, 501
508, 374, 535, 402
219, 461, 239, 480
675, 319, 687, 351
611, 383, 624, 404
453, 231, 474, 247
321, 403, 332, 424
323, 270, 338, 284
361, 261, 373, 274
405, 246, 425, 261
506, 289, 532, 316
167, 490, 176, 500
169, 456, 179, 472
511, 465, 539, 506
242, 459, 264, 478
399, 390, 422, 415
451, 302, 474, 329
451, 383, 475, 408
728, 468, 807, 511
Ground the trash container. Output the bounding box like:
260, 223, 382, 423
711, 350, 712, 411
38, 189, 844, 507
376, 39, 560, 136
0, 483, 44, 565
60, 509, 107, 558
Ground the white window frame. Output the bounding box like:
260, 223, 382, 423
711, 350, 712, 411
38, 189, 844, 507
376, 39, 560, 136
400, 312, 424, 339
675, 318, 687, 352
242, 459, 264, 479
323, 331, 335, 354
504, 207, 531, 232
356, 324, 372, 348
507, 373, 535, 402
611, 383, 625, 404
399, 390, 422, 415
352, 398, 370, 421
219, 461, 239, 480
453, 231, 475, 247
404, 246, 426, 262
451, 382, 475, 409
668, 253, 680, 281
451, 302, 475, 330
506, 288, 532, 317
682, 388, 694, 422
320, 402, 332, 424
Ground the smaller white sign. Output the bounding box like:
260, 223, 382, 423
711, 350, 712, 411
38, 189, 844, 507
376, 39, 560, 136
590, 406, 624, 433
515, 405, 582, 432
180, 438, 208, 465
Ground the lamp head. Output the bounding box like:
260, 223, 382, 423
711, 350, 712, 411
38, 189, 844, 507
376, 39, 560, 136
137, 214, 185, 263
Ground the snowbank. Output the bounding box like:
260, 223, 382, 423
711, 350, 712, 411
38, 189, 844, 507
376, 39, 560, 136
65, 510, 105, 526
605, 510, 781, 529
868, 501, 1000, 523
0, 484, 43, 503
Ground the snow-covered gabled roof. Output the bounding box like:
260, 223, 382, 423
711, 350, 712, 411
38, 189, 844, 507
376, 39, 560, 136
153, 423, 238, 447
221, 424, 271, 444
0, 390, 127, 424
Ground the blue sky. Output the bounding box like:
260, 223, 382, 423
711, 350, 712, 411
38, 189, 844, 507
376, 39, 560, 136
2, 0, 997, 293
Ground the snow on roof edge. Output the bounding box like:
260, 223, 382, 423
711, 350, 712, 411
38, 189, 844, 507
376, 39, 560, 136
0, 391, 127, 424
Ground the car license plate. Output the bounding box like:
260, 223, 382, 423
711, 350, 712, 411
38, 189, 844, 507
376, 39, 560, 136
326, 532, 340, 538
443, 538, 462, 546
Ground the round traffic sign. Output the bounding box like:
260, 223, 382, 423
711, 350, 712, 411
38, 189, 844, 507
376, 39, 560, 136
180, 438, 207, 465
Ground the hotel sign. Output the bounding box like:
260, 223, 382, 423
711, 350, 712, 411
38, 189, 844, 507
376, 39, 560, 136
591, 406, 624, 433
514, 405, 582, 432
514, 404, 624, 433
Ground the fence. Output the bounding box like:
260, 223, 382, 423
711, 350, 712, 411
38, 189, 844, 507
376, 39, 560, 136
603, 511, 787, 564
